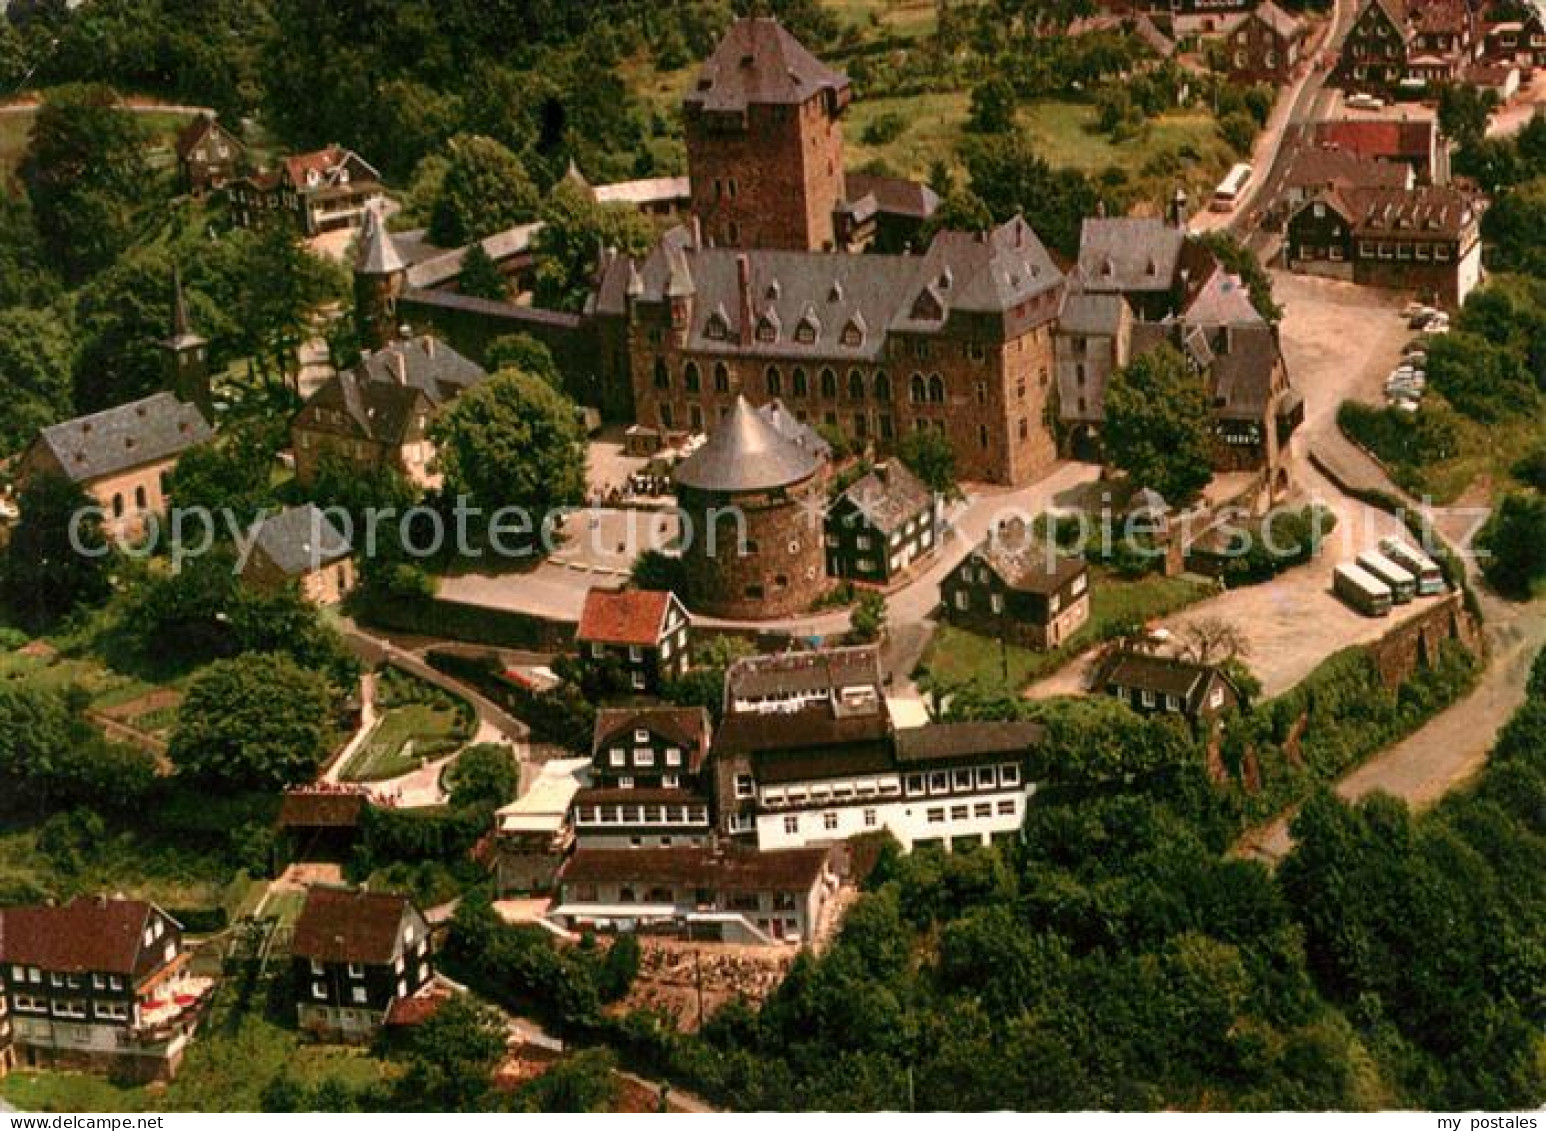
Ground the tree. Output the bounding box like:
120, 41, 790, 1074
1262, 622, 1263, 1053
391, 996, 509, 1113
968, 76, 1016, 134
0, 304, 76, 455
484, 334, 563, 390
1424, 332, 1539, 423
850, 590, 887, 642
428, 134, 540, 247
516, 1049, 619, 1113
447, 743, 518, 812
630, 549, 685, 593
1476, 491, 1546, 597
1218, 111, 1257, 159
1438, 83, 1497, 153
168, 653, 333, 790
0, 684, 153, 812
1103, 344, 1214, 506
961, 133, 1105, 257
167, 437, 275, 530
531, 178, 657, 313
21, 84, 151, 283
457, 242, 509, 302
431, 368, 587, 521
1177, 618, 1250, 666
2, 473, 113, 631
898, 428, 958, 496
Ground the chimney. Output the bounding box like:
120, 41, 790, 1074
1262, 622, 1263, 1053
423, 335, 435, 358
390, 353, 408, 385
737, 254, 754, 346
690, 215, 703, 249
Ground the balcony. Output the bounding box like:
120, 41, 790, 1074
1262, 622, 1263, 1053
132, 974, 216, 1043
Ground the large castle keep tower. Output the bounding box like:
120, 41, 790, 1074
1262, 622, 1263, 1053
684, 18, 851, 252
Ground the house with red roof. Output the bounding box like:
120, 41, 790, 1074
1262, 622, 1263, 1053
1312, 118, 1445, 185
227, 145, 384, 235
0, 896, 214, 1081
290, 887, 433, 1043
576, 587, 691, 693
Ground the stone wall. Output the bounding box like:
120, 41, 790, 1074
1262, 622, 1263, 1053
1365, 590, 1483, 690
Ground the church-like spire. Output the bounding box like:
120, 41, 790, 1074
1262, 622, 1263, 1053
356, 204, 406, 276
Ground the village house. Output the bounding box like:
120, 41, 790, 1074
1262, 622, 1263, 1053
1275, 144, 1414, 220
240, 504, 355, 605
824, 459, 937, 585
174, 113, 245, 196
276, 789, 367, 865
1285, 183, 1484, 308
1091, 648, 1244, 724
1338, 0, 1479, 93
1072, 208, 1200, 322
290, 333, 486, 488
552, 843, 838, 946
17, 392, 212, 538
290, 887, 433, 1044
228, 146, 385, 235
1312, 118, 1447, 185
1484, 1, 1546, 69
575, 587, 692, 693
1223, 1, 1305, 83
0, 896, 214, 1082
941, 538, 1091, 652
492, 756, 591, 894
571, 706, 714, 850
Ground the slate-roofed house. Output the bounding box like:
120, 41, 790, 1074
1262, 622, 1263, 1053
241, 504, 355, 605
1224, 0, 1304, 82
291, 887, 433, 1043
0, 896, 213, 1081
941, 537, 1091, 651
1074, 215, 1190, 320
1285, 183, 1483, 307
290, 335, 485, 488
1054, 289, 1134, 461
824, 459, 937, 583
572, 706, 714, 849
174, 113, 244, 195
833, 172, 943, 253
1339, 0, 1478, 92
575, 587, 691, 693
1275, 144, 1414, 220
1312, 119, 1444, 185
17, 392, 213, 537
1092, 649, 1243, 724
601, 214, 1066, 488
276, 789, 367, 863
1485, 1, 1546, 69
229, 146, 385, 236
553, 844, 838, 945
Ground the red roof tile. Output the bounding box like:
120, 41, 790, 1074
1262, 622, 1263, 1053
576, 588, 674, 646
1314, 120, 1435, 163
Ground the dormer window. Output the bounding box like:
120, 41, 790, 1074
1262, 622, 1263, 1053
756, 314, 779, 343
841, 317, 865, 348
705, 312, 729, 340
306, 169, 320, 186
937, 268, 953, 290
765, 280, 781, 301
828, 280, 844, 303
795, 315, 819, 344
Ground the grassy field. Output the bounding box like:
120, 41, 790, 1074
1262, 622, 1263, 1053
824, 0, 938, 39
918, 569, 1215, 695
340, 700, 465, 782
0, 981, 396, 1113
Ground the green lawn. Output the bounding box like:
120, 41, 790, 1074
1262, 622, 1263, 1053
823, 0, 938, 39
339, 670, 474, 783
846, 91, 971, 180
918, 569, 1216, 695
0, 981, 396, 1113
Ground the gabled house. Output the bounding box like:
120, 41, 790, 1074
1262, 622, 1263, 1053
174, 113, 244, 195
941, 538, 1091, 651
1339, 0, 1479, 91
1484, 1, 1546, 69
0, 896, 213, 1082
1312, 119, 1444, 185
824, 460, 937, 584
1091, 649, 1243, 724
241, 504, 355, 605
571, 706, 714, 849
16, 392, 213, 537
575, 588, 692, 693
291, 887, 433, 1043
228, 146, 385, 235
1224, 0, 1305, 82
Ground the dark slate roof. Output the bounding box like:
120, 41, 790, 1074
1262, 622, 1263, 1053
1207, 324, 1284, 421
971, 539, 1088, 595
1057, 290, 1129, 336
1076, 218, 1186, 295
597, 217, 1063, 360
840, 173, 942, 222
725, 645, 885, 704
0, 897, 168, 977
751, 736, 897, 784
832, 460, 933, 534
251, 505, 352, 576
277, 790, 366, 830
715, 709, 892, 758
672, 396, 823, 492
894, 720, 1044, 764
359, 335, 485, 407
560, 845, 831, 894
36, 393, 211, 484
593, 706, 711, 773
1182, 268, 1262, 328
1092, 650, 1237, 712
303, 369, 430, 447
174, 113, 242, 160
292, 887, 416, 965
684, 18, 849, 113
1252, 0, 1303, 39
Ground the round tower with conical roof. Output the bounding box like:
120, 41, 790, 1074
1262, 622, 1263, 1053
354, 205, 408, 350
672, 395, 829, 619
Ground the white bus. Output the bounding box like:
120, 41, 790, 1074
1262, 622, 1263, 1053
1211, 163, 1253, 213
1334, 563, 1393, 617
1379, 537, 1447, 597
1357, 550, 1417, 604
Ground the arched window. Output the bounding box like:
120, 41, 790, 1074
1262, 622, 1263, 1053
819, 368, 837, 398
134, 486, 147, 510
765, 366, 782, 397
714, 362, 730, 394
848, 369, 866, 400
909, 373, 927, 403
874, 371, 891, 402
112, 493, 124, 518
928, 374, 946, 403
653, 358, 670, 390
684, 362, 701, 393
792, 367, 809, 397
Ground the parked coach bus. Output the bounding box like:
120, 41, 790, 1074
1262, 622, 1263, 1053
1334, 562, 1393, 617
1211, 163, 1253, 213
1357, 550, 1417, 604
1379, 537, 1447, 596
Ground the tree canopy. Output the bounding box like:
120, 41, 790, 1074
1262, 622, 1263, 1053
1103, 344, 1215, 506
428, 134, 541, 247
